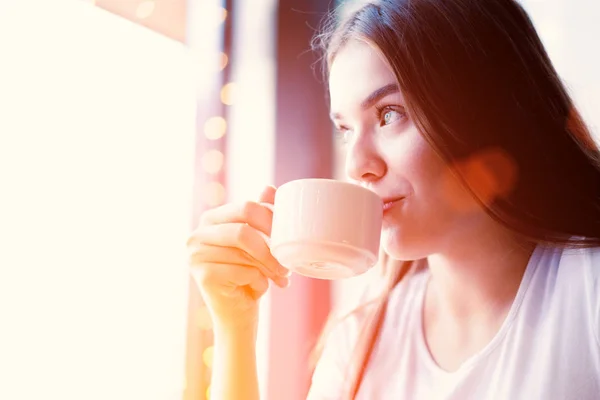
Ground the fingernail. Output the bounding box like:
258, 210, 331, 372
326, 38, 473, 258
276, 276, 290, 288
278, 264, 290, 276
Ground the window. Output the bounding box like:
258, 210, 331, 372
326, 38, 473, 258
0, 2, 194, 399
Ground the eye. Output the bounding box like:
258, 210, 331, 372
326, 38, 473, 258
376, 105, 407, 127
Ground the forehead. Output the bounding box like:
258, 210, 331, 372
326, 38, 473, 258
328, 40, 397, 111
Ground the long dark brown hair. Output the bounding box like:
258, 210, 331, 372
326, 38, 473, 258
311, 0, 600, 398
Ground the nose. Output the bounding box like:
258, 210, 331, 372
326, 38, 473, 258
345, 132, 387, 184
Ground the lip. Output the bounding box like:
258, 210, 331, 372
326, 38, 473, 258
382, 197, 404, 212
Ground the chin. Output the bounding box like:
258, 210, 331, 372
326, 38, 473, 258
381, 226, 427, 262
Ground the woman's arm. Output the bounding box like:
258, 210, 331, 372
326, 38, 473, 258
211, 323, 260, 400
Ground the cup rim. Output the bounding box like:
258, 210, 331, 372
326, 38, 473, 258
277, 178, 381, 201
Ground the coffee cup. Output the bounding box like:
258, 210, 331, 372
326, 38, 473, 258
269, 179, 383, 279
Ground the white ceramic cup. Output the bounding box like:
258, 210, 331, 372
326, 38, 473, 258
270, 179, 383, 279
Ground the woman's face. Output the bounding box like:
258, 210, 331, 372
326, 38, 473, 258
328, 40, 488, 260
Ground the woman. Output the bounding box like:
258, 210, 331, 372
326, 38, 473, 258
187, 0, 600, 398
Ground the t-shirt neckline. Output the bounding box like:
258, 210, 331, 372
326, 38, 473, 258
413, 244, 544, 376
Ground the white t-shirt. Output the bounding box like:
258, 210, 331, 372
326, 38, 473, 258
308, 244, 600, 399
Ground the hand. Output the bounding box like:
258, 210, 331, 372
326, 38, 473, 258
187, 185, 290, 331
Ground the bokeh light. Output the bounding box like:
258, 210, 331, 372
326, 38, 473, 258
203, 117, 227, 140
219, 53, 229, 71
202, 346, 214, 369
208, 6, 229, 29
204, 182, 226, 207
444, 147, 518, 211
202, 149, 225, 175
220, 82, 237, 106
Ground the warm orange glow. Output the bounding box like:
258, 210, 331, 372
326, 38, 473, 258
444, 148, 518, 211
206, 385, 212, 399
220, 8, 228, 22
204, 182, 227, 207
220, 82, 237, 106
135, 0, 156, 20
202, 149, 225, 175
204, 117, 227, 140
202, 346, 214, 369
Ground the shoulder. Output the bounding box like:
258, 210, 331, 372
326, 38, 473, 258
534, 242, 600, 296
549, 243, 600, 283
545, 242, 600, 346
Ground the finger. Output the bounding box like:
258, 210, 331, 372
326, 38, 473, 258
188, 243, 290, 287
188, 244, 257, 269
198, 201, 273, 236
191, 262, 261, 289
247, 273, 269, 299
257, 185, 276, 205
190, 261, 287, 292
190, 223, 289, 279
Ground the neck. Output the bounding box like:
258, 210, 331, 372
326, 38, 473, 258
425, 221, 536, 322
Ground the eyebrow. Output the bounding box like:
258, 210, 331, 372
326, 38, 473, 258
330, 83, 400, 121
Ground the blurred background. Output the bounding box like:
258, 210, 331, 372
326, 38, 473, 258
0, 0, 598, 399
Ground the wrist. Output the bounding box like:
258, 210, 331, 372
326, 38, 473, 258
213, 321, 258, 344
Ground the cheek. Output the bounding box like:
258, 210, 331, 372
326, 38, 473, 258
386, 145, 476, 236
391, 141, 447, 199
380, 128, 481, 218
399, 139, 473, 215
438, 166, 479, 213
382, 133, 432, 180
